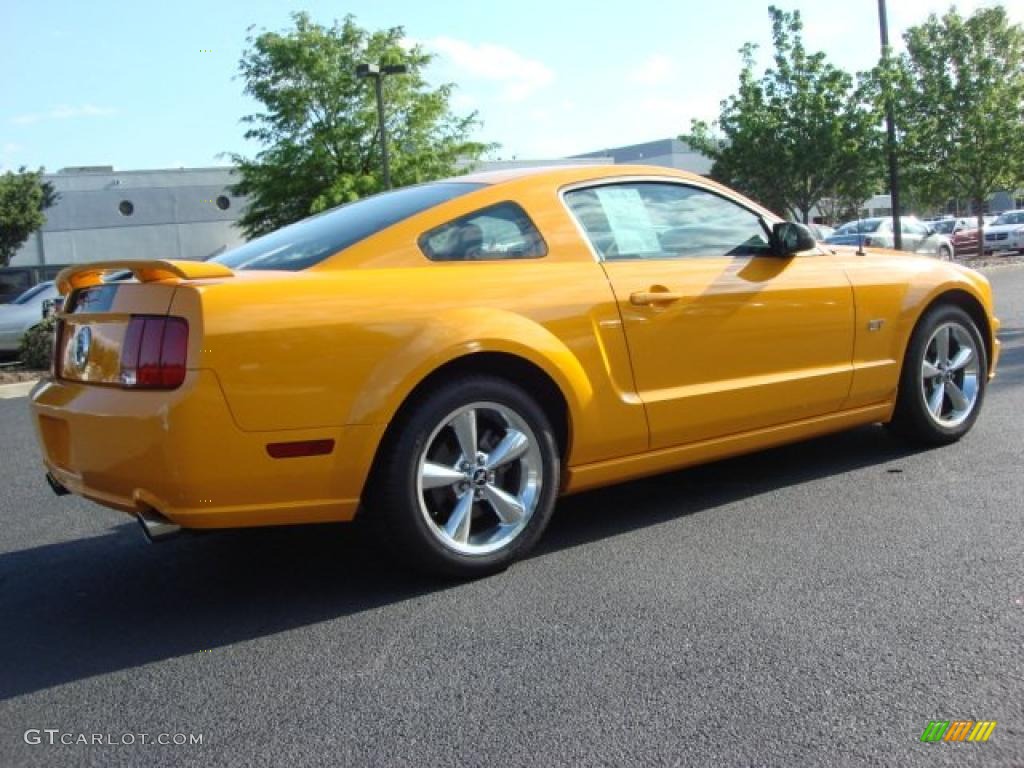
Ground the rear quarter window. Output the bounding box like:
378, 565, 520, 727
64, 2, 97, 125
419, 202, 547, 262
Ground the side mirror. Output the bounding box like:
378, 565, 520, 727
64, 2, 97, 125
771, 222, 817, 257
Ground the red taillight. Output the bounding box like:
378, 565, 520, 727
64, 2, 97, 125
119, 316, 189, 389
136, 318, 165, 387
158, 318, 188, 388
120, 316, 145, 374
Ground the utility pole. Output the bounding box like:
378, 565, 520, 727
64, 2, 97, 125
356, 63, 408, 190
878, 0, 903, 250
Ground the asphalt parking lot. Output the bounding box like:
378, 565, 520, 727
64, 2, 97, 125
1, 266, 1022, 767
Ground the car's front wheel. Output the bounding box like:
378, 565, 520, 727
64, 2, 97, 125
938, 244, 953, 261
369, 376, 560, 577
888, 304, 987, 445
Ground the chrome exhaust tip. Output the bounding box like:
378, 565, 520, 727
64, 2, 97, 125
136, 508, 182, 543
45, 472, 70, 496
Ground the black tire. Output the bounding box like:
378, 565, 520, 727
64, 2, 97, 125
888, 304, 987, 445
938, 245, 953, 261
367, 375, 560, 578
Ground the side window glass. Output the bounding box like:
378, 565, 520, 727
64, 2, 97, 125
419, 202, 547, 261
565, 182, 771, 260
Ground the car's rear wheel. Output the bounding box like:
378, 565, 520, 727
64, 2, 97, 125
888, 304, 987, 445
369, 376, 560, 577
938, 244, 953, 261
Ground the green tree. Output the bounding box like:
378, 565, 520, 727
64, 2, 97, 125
230, 12, 491, 238
0, 168, 56, 268
895, 6, 1024, 242
686, 6, 882, 223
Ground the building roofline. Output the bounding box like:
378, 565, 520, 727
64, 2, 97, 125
50, 165, 237, 178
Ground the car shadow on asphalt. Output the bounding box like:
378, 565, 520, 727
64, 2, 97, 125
537, 423, 929, 557
0, 420, 940, 701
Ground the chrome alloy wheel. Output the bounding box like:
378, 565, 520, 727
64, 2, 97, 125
416, 401, 543, 556
920, 322, 981, 428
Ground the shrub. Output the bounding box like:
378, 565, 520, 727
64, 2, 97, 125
18, 316, 56, 370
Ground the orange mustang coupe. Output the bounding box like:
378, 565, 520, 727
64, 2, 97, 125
32, 166, 1000, 576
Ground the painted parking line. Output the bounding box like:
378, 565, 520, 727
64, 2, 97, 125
0, 381, 39, 399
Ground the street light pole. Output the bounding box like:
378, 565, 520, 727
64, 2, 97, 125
371, 71, 391, 189
877, 0, 903, 250
356, 62, 408, 190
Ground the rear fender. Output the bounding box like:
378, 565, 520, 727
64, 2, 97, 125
347, 307, 593, 430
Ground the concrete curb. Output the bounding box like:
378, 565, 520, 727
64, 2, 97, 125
977, 260, 1024, 272
0, 380, 39, 399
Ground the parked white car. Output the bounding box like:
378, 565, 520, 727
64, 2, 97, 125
982, 210, 1024, 255
0, 281, 59, 354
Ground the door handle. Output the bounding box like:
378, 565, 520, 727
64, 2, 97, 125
630, 290, 684, 306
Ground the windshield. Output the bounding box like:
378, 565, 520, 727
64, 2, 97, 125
835, 220, 883, 235
993, 211, 1024, 226
11, 282, 55, 305
931, 220, 955, 234
214, 181, 487, 271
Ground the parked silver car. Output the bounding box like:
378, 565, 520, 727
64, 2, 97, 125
825, 216, 954, 259
0, 281, 59, 354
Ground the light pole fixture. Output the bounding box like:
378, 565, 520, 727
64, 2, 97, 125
877, 0, 903, 250
356, 62, 408, 190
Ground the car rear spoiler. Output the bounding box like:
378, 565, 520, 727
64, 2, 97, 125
56, 260, 235, 295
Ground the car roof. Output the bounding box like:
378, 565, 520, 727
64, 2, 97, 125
449, 163, 777, 222
313, 163, 786, 270
455, 163, 713, 188
846, 215, 929, 224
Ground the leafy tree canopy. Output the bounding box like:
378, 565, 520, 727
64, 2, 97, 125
685, 6, 882, 223
895, 6, 1024, 232
0, 168, 56, 268
230, 12, 492, 238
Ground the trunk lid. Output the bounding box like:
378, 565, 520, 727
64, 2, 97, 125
54, 260, 233, 386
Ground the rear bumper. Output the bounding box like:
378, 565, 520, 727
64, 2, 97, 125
30, 371, 384, 529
